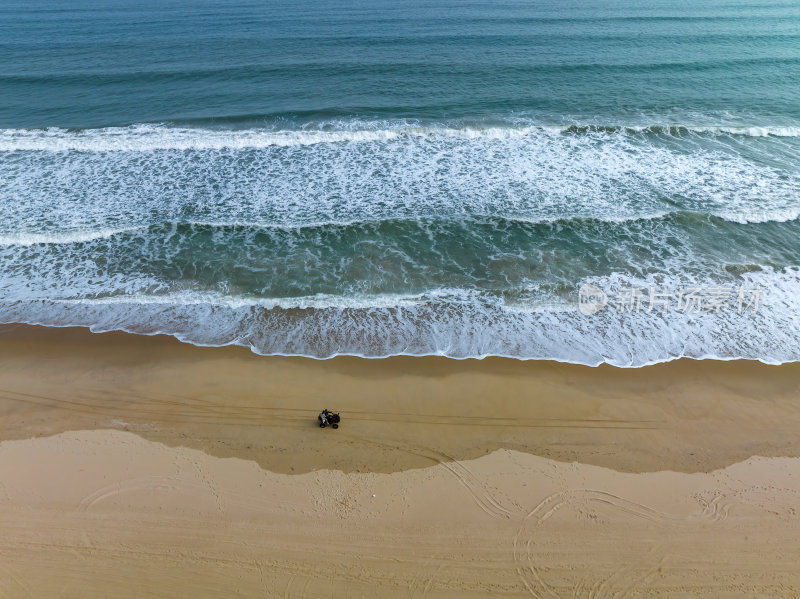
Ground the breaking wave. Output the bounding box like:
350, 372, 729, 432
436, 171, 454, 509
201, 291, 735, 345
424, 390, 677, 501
2, 121, 800, 152
2, 118, 799, 365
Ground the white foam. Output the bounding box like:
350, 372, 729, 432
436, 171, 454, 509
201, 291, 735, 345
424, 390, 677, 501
716, 206, 800, 225
0, 227, 139, 246
1, 268, 798, 367
2, 121, 800, 152
716, 126, 800, 137
2, 120, 799, 364
2, 119, 798, 234
48, 289, 440, 310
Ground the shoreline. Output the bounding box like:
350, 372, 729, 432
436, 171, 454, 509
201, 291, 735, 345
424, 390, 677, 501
7, 320, 793, 369
2, 323, 800, 474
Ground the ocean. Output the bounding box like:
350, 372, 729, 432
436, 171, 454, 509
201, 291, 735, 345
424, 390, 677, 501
1, 0, 799, 366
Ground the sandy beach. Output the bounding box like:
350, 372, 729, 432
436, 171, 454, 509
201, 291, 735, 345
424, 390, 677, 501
5, 0, 800, 595
2, 324, 800, 597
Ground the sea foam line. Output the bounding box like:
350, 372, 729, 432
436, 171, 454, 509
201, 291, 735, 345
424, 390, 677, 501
46, 289, 445, 310
2, 207, 800, 248
0, 228, 141, 247
2, 122, 800, 152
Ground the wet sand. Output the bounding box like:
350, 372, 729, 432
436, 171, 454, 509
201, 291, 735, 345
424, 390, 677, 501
1, 324, 800, 596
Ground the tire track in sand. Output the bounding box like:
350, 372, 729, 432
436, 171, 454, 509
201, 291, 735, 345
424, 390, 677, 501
351, 434, 515, 520
514, 489, 721, 598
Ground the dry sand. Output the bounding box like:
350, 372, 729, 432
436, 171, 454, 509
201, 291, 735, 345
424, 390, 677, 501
1, 324, 800, 597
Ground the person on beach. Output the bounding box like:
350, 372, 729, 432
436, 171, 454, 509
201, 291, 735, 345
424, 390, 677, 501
319, 409, 340, 428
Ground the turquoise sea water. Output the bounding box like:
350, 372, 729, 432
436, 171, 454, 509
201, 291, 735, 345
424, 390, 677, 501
1, 0, 799, 365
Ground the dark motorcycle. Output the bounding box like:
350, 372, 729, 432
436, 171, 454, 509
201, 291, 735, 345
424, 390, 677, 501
318, 410, 340, 429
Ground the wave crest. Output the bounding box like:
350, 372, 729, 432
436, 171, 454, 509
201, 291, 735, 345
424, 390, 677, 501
2, 121, 800, 152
